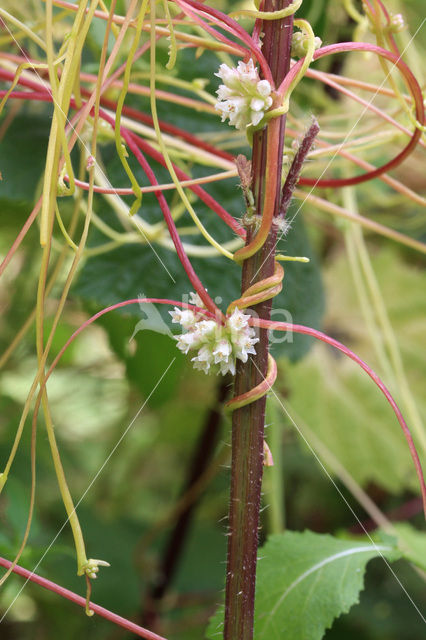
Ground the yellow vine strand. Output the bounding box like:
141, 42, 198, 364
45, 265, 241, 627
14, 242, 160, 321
224, 264, 285, 411
0, 7, 47, 50
47, 0, 242, 55
2, 1, 97, 485
0, 0, 113, 585
163, 0, 178, 70
130, 71, 217, 105
149, 0, 234, 260
55, 202, 78, 251
229, 0, 302, 21
269, 18, 317, 118
114, 0, 148, 217
364, 0, 424, 132
0, 153, 85, 372
342, 189, 426, 453
40, 0, 97, 245
0, 59, 66, 115
34, 0, 117, 580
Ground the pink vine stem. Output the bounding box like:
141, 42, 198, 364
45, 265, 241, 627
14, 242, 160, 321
29, 297, 425, 519
45, 299, 212, 388
1, 36, 424, 192
0, 82, 227, 318
278, 41, 425, 187
96, 108, 225, 319
0, 197, 42, 278
0, 82, 243, 238
125, 130, 244, 237
172, 0, 272, 83
251, 317, 426, 517
0, 556, 167, 640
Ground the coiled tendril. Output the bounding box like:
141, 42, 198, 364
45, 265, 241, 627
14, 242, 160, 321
224, 118, 320, 414
224, 261, 284, 412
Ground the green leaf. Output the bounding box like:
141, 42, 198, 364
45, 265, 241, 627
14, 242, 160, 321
75, 211, 324, 361
74, 45, 324, 363
391, 523, 426, 571
206, 530, 400, 640
95, 310, 185, 409
0, 111, 49, 204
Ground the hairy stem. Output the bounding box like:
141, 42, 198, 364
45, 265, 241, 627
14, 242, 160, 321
224, 3, 294, 639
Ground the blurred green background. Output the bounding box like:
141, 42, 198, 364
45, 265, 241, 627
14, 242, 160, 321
0, 0, 425, 638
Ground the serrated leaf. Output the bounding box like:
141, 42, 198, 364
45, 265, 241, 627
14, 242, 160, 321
206, 530, 400, 640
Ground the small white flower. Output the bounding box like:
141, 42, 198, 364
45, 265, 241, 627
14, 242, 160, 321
215, 59, 273, 131
169, 307, 180, 322
176, 331, 202, 354
189, 291, 205, 308
257, 80, 272, 97
169, 307, 196, 329
291, 31, 322, 58
227, 308, 250, 332
219, 358, 236, 376
389, 13, 405, 33
212, 338, 232, 364
170, 295, 259, 376
234, 335, 258, 363
192, 357, 211, 374
197, 320, 218, 340
196, 345, 213, 363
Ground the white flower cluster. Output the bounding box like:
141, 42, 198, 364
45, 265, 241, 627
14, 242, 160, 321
291, 31, 322, 58
215, 59, 273, 130
170, 294, 258, 376
389, 13, 405, 33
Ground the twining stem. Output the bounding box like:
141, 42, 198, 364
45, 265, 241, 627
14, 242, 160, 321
224, 3, 294, 639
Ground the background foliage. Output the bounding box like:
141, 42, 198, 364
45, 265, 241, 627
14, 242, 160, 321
0, 0, 425, 639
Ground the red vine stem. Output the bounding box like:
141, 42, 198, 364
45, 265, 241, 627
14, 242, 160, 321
0, 84, 243, 240
28, 295, 426, 519
172, 0, 272, 82
1, 39, 423, 192
250, 317, 426, 517
278, 41, 424, 187
98, 109, 224, 319
0, 85, 225, 318
0, 556, 167, 640
0, 197, 42, 278
44, 299, 213, 386
126, 131, 245, 239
